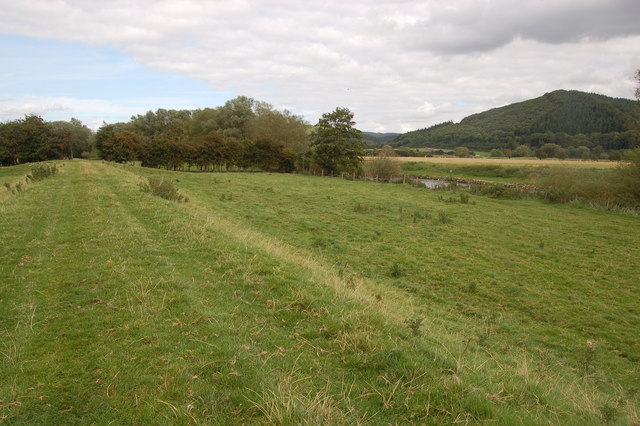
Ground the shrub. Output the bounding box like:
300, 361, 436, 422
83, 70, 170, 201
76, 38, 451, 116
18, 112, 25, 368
453, 146, 470, 158
26, 163, 59, 183
512, 145, 532, 157
364, 156, 402, 181
140, 177, 188, 202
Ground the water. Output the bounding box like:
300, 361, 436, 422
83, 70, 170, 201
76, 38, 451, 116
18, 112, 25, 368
419, 178, 467, 189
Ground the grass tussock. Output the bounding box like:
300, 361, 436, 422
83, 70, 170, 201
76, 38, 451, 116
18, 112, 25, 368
247, 374, 353, 425
139, 177, 189, 202
25, 163, 59, 183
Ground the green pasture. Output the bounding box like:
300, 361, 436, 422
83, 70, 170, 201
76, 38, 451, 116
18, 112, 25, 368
1, 160, 638, 424
399, 160, 618, 183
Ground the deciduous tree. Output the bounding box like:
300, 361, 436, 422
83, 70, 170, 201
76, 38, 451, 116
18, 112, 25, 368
310, 107, 364, 175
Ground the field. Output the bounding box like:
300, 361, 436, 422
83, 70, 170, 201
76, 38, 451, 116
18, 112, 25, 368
1, 160, 639, 424
394, 157, 619, 184
394, 156, 618, 167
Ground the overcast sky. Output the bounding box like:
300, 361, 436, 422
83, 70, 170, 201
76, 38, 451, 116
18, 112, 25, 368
1, 0, 639, 132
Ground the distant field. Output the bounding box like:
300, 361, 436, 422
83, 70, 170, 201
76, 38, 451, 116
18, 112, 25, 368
395, 156, 618, 167
393, 157, 620, 184
1, 160, 638, 424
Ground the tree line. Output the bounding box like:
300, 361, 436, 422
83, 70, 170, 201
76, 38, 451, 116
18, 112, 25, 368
96, 97, 364, 175
0, 116, 93, 166
0, 96, 366, 176
395, 124, 637, 154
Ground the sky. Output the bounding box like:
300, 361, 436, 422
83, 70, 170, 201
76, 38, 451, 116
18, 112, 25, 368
0, 0, 639, 133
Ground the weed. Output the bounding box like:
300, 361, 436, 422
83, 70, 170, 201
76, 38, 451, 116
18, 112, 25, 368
15, 182, 24, 193
459, 193, 470, 204
3, 182, 10, 191
388, 262, 404, 278
412, 210, 424, 223
465, 282, 478, 294
139, 177, 188, 202
353, 202, 371, 213
405, 317, 424, 336
437, 210, 451, 224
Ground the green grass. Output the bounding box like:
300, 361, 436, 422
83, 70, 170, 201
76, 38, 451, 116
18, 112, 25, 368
1, 160, 639, 424
399, 161, 619, 184
399, 161, 548, 183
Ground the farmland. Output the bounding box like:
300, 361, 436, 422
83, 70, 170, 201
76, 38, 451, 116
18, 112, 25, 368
393, 157, 619, 185
1, 160, 639, 424
394, 156, 618, 167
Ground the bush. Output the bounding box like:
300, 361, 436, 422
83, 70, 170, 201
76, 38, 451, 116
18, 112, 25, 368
364, 157, 402, 181
140, 177, 188, 202
454, 146, 470, 158
26, 163, 59, 183
512, 145, 532, 157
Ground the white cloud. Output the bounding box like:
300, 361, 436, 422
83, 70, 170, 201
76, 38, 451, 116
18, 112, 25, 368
0, 95, 211, 130
0, 0, 639, 132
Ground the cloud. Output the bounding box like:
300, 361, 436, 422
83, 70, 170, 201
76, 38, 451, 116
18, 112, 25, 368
0, 101, 69, 118
403, 0, 640, 54
0, 0, 638, 132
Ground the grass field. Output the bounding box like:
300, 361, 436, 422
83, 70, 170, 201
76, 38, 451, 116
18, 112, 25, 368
395, 157, 619, 184
1, 160, 639, 424
395, 156, 618, 167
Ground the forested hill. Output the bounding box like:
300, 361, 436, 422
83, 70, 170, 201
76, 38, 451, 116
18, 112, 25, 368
395, 90, 639, 151
362, 131, 401, 146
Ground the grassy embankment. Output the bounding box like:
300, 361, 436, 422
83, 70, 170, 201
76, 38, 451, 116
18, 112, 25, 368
1, 160, 638, 424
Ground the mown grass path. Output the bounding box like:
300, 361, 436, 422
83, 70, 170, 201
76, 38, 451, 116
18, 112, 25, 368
1, 160, 639, 424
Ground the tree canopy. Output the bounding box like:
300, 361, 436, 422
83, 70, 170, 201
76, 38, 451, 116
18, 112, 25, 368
0, 115, 93, 166
310, 107, 365, 175
395, 90, 639, 153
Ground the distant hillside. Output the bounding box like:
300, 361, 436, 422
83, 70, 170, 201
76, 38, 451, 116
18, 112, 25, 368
362, 131, 401, 146
395, 90, 639, 151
